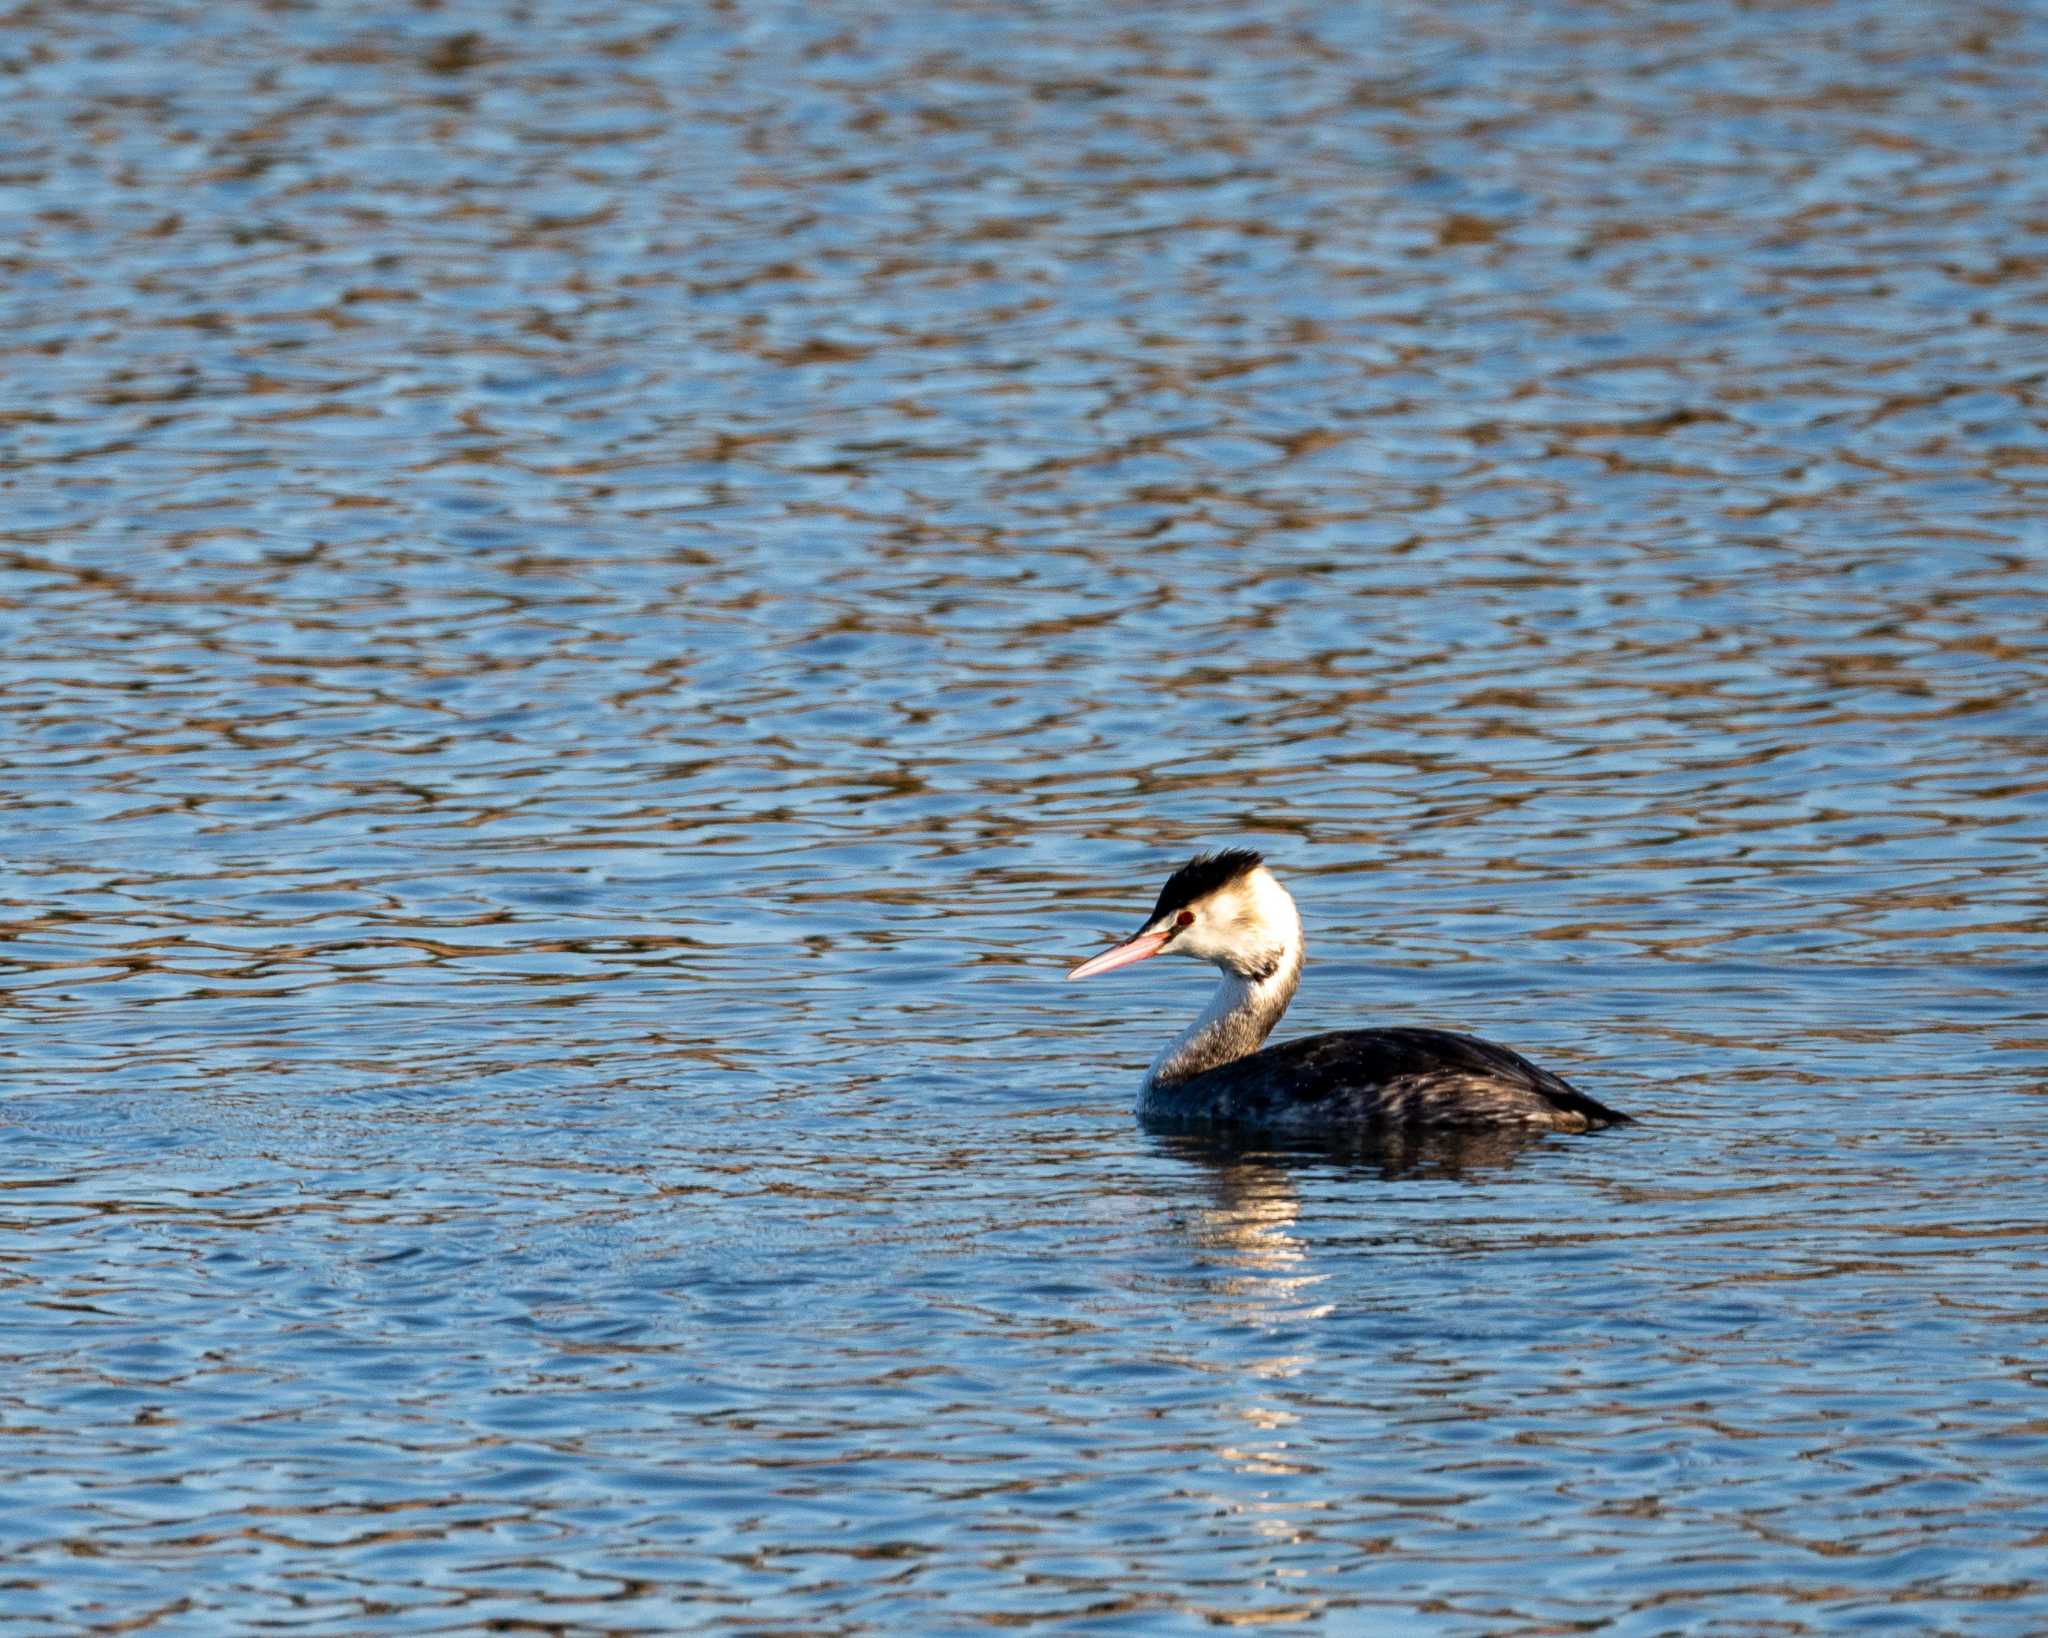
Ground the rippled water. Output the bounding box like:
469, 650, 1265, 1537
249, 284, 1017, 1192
6, 0, 2048, 1630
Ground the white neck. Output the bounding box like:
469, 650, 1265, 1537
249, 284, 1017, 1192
1144, 875, 1305, 1091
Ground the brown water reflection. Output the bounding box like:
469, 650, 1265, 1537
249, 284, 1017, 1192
3, 0, 2047, 1631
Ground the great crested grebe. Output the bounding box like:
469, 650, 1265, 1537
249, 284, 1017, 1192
1067, 849, 1630, 1133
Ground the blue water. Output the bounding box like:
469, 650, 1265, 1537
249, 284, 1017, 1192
5, 0, 2048, 1629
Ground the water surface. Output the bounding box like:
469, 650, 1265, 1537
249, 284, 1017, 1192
4, 0, 2048, 1630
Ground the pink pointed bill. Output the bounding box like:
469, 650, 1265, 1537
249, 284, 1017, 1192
1066, 927, 1170, 981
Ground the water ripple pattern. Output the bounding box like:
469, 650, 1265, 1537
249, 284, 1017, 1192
4, 0, 2047, 1631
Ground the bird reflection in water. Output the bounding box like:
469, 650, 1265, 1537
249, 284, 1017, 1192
1146, 1119, 1556, 1590
1152, 1119, 1562, 1183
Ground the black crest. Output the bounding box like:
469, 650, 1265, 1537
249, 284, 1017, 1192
1149, 849, 1264, 922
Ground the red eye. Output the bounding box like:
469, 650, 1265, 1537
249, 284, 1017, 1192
1177, 910, 1195, 928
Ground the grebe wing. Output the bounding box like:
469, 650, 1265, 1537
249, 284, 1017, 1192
1149, 1026, 1631, 1132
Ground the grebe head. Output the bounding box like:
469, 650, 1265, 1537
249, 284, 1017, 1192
1067, 849, 1301, 984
